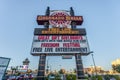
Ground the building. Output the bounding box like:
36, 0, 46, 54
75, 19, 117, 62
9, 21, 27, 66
84, 66, 104, 75
111, 58, 120, 66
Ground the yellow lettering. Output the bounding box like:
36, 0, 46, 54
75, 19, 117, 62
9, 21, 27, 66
66, 16, 70, 20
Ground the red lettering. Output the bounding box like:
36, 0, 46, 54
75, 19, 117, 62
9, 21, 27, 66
52, 36, 60, 40
63, 43, 80, 48
61, 36, 83, 40
38, 36, 49, 40
62, 36, 69, 40
41, 43, 59, 47
70, 36, 83, 40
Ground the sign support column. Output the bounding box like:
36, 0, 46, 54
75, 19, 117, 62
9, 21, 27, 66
37, 54, 46, 80
75, 54, 85, 79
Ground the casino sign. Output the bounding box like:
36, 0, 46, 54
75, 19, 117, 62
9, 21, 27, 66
31, 9, 89, 55
37, 11, 83, 27
31, 7, 91, 80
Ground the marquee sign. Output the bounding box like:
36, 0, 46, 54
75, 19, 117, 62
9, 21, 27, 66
37, 11, 83, 26
32, 7, 90, 80
31, 8, 90, 56
31, 35, 90, 55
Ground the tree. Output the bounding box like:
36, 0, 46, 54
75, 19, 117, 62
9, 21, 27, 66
112, 64, 120, 73
66, 74, 76, 80
73, 68, 76, 73
27, 69, 32, 73
59, 69, 66, 74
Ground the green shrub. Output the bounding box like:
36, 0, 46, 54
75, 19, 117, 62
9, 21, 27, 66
66, 74, 76, 80
112, 75, 120, 80
96, 75, 102, 80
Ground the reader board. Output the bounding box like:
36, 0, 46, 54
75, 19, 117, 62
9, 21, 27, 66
31, 35, 90, 55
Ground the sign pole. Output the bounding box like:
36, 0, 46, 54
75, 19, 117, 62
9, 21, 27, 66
75, 54, 85, 79
37, 54, 46, 80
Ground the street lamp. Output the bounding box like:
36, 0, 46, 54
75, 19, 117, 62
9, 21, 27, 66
91, 54, 97, 76
88, 52, 97, 75
89, 51, 98, 80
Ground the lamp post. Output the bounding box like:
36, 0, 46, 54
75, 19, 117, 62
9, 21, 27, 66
88, 51, 97, 78
90, 65, 94, 77
91, 52, 97, 79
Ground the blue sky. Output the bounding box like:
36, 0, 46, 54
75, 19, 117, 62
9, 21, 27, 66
0, 0, 120, 71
